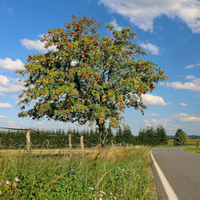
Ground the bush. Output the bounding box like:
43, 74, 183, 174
174, 129, 187, 145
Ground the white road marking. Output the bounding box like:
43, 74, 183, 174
150, 149, 178, 200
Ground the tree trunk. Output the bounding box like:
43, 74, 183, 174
99, 123, 105, 148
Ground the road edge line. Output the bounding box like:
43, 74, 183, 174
150, 149, 178, 200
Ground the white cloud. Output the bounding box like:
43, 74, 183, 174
19, 121, 24, 124
0, 103, 12, 108
7, 120, 15, 124
0, 75, 25, 93
0, 115, 7, 119
180, 102, 188, 106
185, 64, 194, 69
98, 0, 200, 33
159, 82, 165, 86
139, 42, 160, 55
172, 113, 200, 123
144, 120, 151, 127
20, 38, 57, 53
38, 122, 42, 125
143, 118, 179, 130
0, 85, 25, 93
0, 93, 5, 98
0, 75, 9, 86
142, 94, 167, 106
151, 118, 179, 130
0, 58, 24, 71
110, 17, 123, 31
186, 75, 195, 79
145, 113, 160, 116
166, 78, 200, 92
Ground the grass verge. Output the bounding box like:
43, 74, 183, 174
0, 146, 154, 199
182, 146, 200, 154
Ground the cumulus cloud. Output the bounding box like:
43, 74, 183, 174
166, 78, 200, 92
0, 85, 25, 93
151, 118, 180, 130
0, 58, 24, 71
144, 120, 151, 127
7, 120, 15, 124
0, 103, 12, 108
145, 113, 160, 116
180, 103, 188, 106
0, 75, 9, 86
0, 75, 25, 93
20, 38, 57, 53
139, 42, 160, 55
98, 0, 200, 33
185, 75, 195, 79
142, 94, 170, 106
110, 17, 123, 31
0, 93, 5, 98
0, 115, 7, 119
172, 113, 200, 123
143, 118, 179, 130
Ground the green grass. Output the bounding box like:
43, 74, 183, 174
0, 146, 154, 199
167, 138, 200, 146
182, 146, 200, 154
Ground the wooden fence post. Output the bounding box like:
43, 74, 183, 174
26, 127, 31, 153
81, 135, 84, 157
111, 140, 113, 147
69, 134, 72, 158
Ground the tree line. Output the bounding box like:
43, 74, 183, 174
0, 125, 169, 149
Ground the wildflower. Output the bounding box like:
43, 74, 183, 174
0, 190, 2, 195
100, 191, 106, 195
5, 180, 10, 190
88, 187, 94, 190
12, 177, 20, 188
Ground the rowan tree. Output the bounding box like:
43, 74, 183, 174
16, 15, 168, 147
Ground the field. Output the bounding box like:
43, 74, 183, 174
0, 146, 155, 199
167, 138, 200, 146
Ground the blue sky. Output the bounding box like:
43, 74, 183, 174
0, 0, 200, 136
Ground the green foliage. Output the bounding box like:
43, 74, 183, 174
0, 147, 153, 199
174, 129, 187, 146
115, 126, 136, 145
137, 125, 169, 146
0, 127, 114, 149
15, 15, 167, 146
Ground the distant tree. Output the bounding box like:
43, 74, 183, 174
16, 15, 167, 147
115, 126, 124, 144
105, 125, 114, 145
174, 129, 187, 146
155, 125, 169, 145
137, 125, 168, 146
123, 126, 136, 145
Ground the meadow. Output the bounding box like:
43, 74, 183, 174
0, 146, 155, 200
166, 138, 200, 154
167, 138, 200, 146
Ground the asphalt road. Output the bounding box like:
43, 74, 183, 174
151, 147, 200, 200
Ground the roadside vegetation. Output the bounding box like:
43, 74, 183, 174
0, 146, 154, 199
165, 138, 200, 153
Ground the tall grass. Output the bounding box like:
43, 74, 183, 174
0, 146, 153, 199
